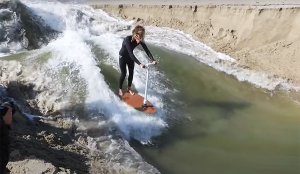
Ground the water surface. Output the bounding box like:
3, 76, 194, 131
128, 46, 300, 174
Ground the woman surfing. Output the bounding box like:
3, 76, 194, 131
118, 25, 157, 96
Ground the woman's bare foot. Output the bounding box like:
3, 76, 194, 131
119, 89, 123, 96
128, 88, 135, 95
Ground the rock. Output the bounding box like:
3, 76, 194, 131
7, 159, 57, 174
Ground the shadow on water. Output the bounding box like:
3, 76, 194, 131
96, 63, 120, 92
190, 99, 250, 119
130, 99, 250, 148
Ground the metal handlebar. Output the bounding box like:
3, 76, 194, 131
145, 62, 156, 67
142, 62, 156, 108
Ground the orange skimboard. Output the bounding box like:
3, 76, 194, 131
121, 91, 156, 114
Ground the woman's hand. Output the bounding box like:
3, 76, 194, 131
152, 61, 157, 65
140, 64, 146, 68
3, 107, 13, 125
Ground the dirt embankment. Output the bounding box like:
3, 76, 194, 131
0, 82, 109, 174
94, 4, 300, 86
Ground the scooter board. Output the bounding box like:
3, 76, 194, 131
121, 91, 156, 114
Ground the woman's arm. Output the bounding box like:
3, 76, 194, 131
141, 42, 155, 62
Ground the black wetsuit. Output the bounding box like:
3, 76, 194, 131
118, 35, 155, 89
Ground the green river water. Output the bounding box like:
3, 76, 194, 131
129, 47, 300, 174
99, 45, 300, 174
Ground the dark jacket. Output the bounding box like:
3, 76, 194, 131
119, 35, 155, 64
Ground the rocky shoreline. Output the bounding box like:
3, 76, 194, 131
1, 81, 158, 174
0, 83, 108, 174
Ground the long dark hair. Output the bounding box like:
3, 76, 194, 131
131, 25, 145, 42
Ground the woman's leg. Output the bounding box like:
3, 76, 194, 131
127, 60, 135, 95
119, 57, 127, 95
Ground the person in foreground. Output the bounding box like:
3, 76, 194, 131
0, 101, 15, 174
118, 25, 157, 96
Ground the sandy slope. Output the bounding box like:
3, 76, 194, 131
87, 0, 300, 6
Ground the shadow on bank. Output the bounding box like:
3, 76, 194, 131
1, 81, 90, 174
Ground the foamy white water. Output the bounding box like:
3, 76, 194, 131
21, 0, 167, 143
0, 7, 26, 55
0, 0, 295, 145
4, 0, 297, 141
1, 0, 166, 172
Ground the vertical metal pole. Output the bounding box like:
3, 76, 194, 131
143, 66, 149, 106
